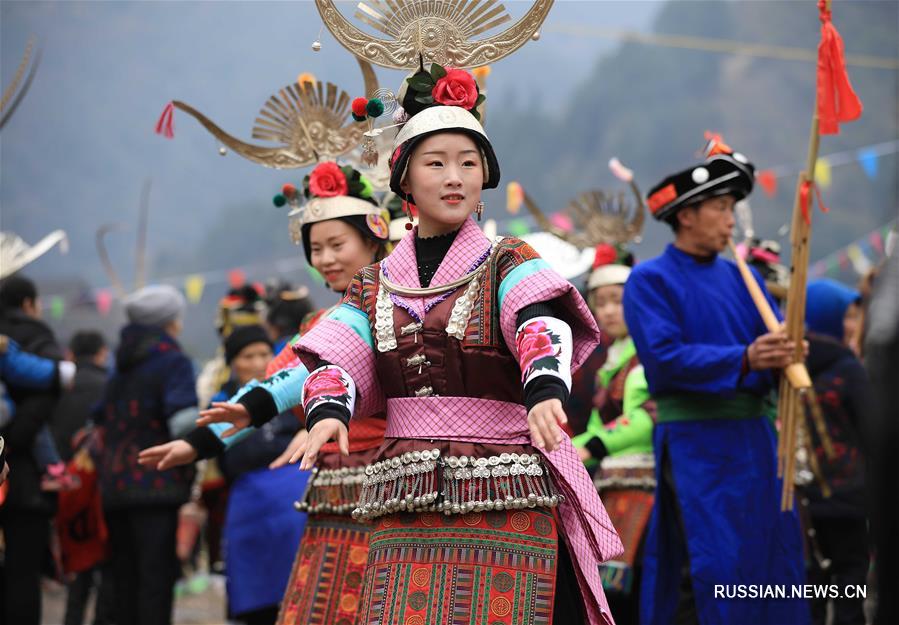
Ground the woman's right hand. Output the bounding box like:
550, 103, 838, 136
295, 419, 349, 471
269, 429, 310, 469
196, 402, 251, 437
138, 440, 198, 471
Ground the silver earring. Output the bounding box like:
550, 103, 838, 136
476, 201, 484, 221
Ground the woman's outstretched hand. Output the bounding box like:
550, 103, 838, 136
196, 402, 251, 438
138, 440, 198, 471
269, 429, 310, 469
295, 419, 349, 470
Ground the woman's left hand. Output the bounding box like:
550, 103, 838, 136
527, 398, 567, 452
269, 429, 309, 469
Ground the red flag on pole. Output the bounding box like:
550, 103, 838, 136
816, 0, 863, 135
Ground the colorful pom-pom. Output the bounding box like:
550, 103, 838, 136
281, 183, 297, 198
352, 113, 367, 123
273, 194, 287, 207
366, 98, 385, 118
351, 97, 369, 117
358, 176, 374, 199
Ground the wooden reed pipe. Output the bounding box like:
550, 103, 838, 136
728, 239, 812, 390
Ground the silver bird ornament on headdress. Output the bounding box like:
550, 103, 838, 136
156, 57, 379, 169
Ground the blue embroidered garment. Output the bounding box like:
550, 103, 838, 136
623, 244, 807, 625
623, 244, 779, 398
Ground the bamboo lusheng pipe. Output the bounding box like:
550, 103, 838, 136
800, 396, 833, 498
805, 386, 836, 460
728, 239, 812, 389
775, 0, 851, 511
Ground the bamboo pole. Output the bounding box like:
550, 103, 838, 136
776, 0, 837, 511
728, 240, 813, 390
801, 394, 833, 498
805, 387, 836, 460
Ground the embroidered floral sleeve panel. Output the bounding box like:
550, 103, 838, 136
301, 365, 356, 431
516, 315, 573, 390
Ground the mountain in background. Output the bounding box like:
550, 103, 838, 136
2, 0, 895, 359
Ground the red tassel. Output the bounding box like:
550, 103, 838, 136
816, 1, 863, 135
799, 179, 831, 225
155, 102, 175, 139
756, 170, 778, 197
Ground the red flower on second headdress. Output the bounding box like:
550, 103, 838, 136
309, 162, 349, 198
433, 68, 479, 110
592, 243, 618, 269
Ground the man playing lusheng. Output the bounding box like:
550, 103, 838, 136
623, 138, 808, 625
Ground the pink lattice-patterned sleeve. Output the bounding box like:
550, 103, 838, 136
495, 240, 601, 374
293, 302, 385, 419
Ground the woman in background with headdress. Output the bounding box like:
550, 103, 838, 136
140, 161, 391, 625
575, 244, 656, 625
279, 62, 621, 624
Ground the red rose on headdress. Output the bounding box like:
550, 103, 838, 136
432, 68, 479, 110
592, 243, 618, 269
309, 162, 349, 198
305, 368, 347, 401
517, 320, 559, 380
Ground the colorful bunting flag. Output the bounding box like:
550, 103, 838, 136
549, 212, 573, 233
506, 219, 530, 238
756, 170, 778, 197
846, 244, 871, 275
96, 289, 112, 316
837, 251, 849, 271
50, 296, 65, 320
857, 147, 879, 179
869, 230, 883, 255
228, 269, 246, 288
814, 158, 832, 189
185, 275, 205, 304
506, 182, 524, 215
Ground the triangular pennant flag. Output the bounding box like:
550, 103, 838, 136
869, 230, 883, 255
506, 182, 524, 215
837, 251, 849, 270
756, 170, 778, 197
50, 296, 65, 320
228, 269, 246, 289
96, 289, 112, 316
185, 275, 205, 304
857, 147, 879, 179
814, 158, 832, 189
549, 212, 574, 233
506, 219, 530, 238
846, 244, 871, 276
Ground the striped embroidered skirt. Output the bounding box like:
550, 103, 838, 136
276, 513, 372, 625
356, 509, 560, 625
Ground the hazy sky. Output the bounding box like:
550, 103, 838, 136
1, 1, 661, 286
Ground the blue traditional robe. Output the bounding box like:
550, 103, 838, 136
623, 244, 808, 625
